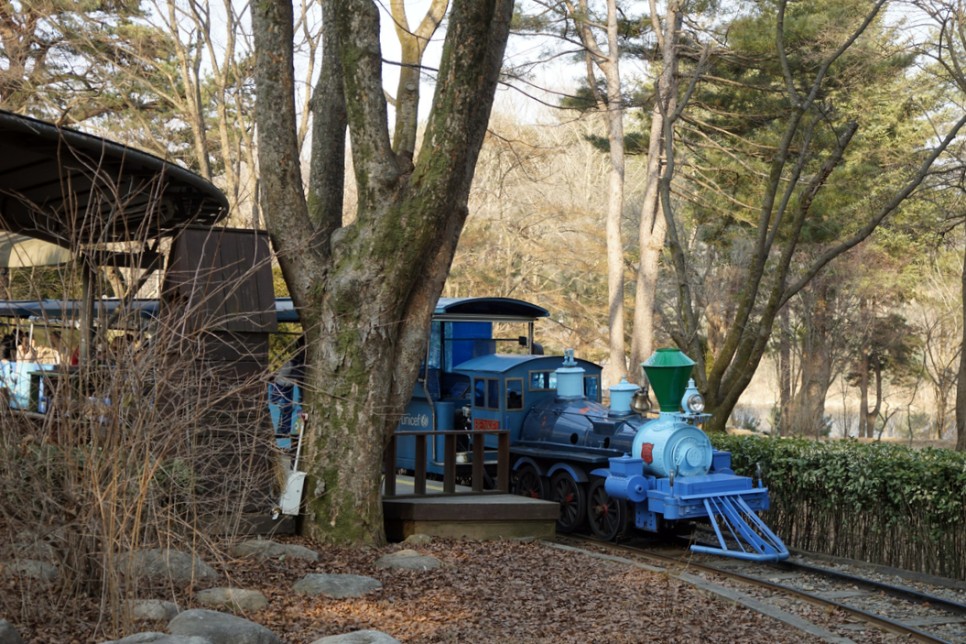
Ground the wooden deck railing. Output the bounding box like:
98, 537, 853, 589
382, 429, 510, 497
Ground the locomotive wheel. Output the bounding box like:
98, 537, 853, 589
512, 464, 545, 499
550, 471, 586, 533
587, 478, 627, 541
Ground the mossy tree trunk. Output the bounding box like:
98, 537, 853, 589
252, 0, 513, 544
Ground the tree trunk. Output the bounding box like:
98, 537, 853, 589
868, 360, 883, 439
858, 356, 871, 438
389, 0, 449, 163
777, 307, 792, 436
956, 241, 966, 451
252, 0, 513, 545
165, 0, 212, 180
569, 0, 627, 386
784, 282, 835, 437
786, 347, 832, 438
630, 99, 668, 375
630, 0, 681, 375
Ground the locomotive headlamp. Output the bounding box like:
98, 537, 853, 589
686, 394, 705, 414
681, 378, 705, 414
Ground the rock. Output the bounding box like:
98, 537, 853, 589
7, 530, 56, 562
402, 534, 433, 546
1, 558, 60, 581
374, 549, 440, 571
195, 588, 269, 612
309, 630, 401, 644
100, 633, 211, 644
229, 539, 318, 562
0, 619, 24, 644
114, 549, 218, 585
292, 573, 382, 598
126, 599, 181, 622
168, 609, 281, 644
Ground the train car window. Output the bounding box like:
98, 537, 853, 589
506, 378, 523, 410
528, 370, 557, 391
584, 375, 600, 402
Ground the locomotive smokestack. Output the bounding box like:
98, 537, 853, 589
642, 348, 696, 413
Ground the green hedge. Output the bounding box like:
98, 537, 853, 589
711, 435, 966, 580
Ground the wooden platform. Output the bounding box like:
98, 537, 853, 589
383, 493, 559, 541
207, 476, 560, 541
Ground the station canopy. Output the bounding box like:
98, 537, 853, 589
0, 109, 229, 266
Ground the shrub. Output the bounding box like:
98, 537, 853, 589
712, 435, 966, 579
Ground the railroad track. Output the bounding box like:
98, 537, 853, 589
553, 534, 966, 643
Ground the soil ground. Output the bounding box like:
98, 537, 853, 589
4, 537, 828, 643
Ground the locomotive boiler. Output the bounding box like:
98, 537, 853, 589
509, 348, 789, 562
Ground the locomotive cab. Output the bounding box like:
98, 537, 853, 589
394, 297, 560, 478
454, 354, 603, 443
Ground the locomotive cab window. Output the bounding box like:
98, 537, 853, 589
584, 375, 600, 402
473, 378, 501, 410
529, 370, 557, 391
506, 378, 523, 410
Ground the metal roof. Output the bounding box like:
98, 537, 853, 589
0, 109, 228, 249
453, 354, 602, 375
433, 297, 549, 321
0, 298, 160, 326
0, 298, 294, 326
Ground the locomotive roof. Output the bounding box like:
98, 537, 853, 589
453, 353, 601, 375
271, 296, 550, 324
0, 109, 228, 249
434, 297, 549, 321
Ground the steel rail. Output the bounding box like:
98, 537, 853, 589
557, 535, 956, 644
779, 558, 966, 617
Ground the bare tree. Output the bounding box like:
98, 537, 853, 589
915, 267, 962, 440
450, 115, 637, 360
914, 0, 966, 451
128, 1, 323, 228
572, 0, 628, 385
388, 0, 449, 162
629, 0, 685, 376
252, 0, 513, 544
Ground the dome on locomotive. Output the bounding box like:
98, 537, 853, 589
643, 348, 695, 412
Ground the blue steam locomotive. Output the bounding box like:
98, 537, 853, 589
380, 296, 788, 562
509, 348, 787, 561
